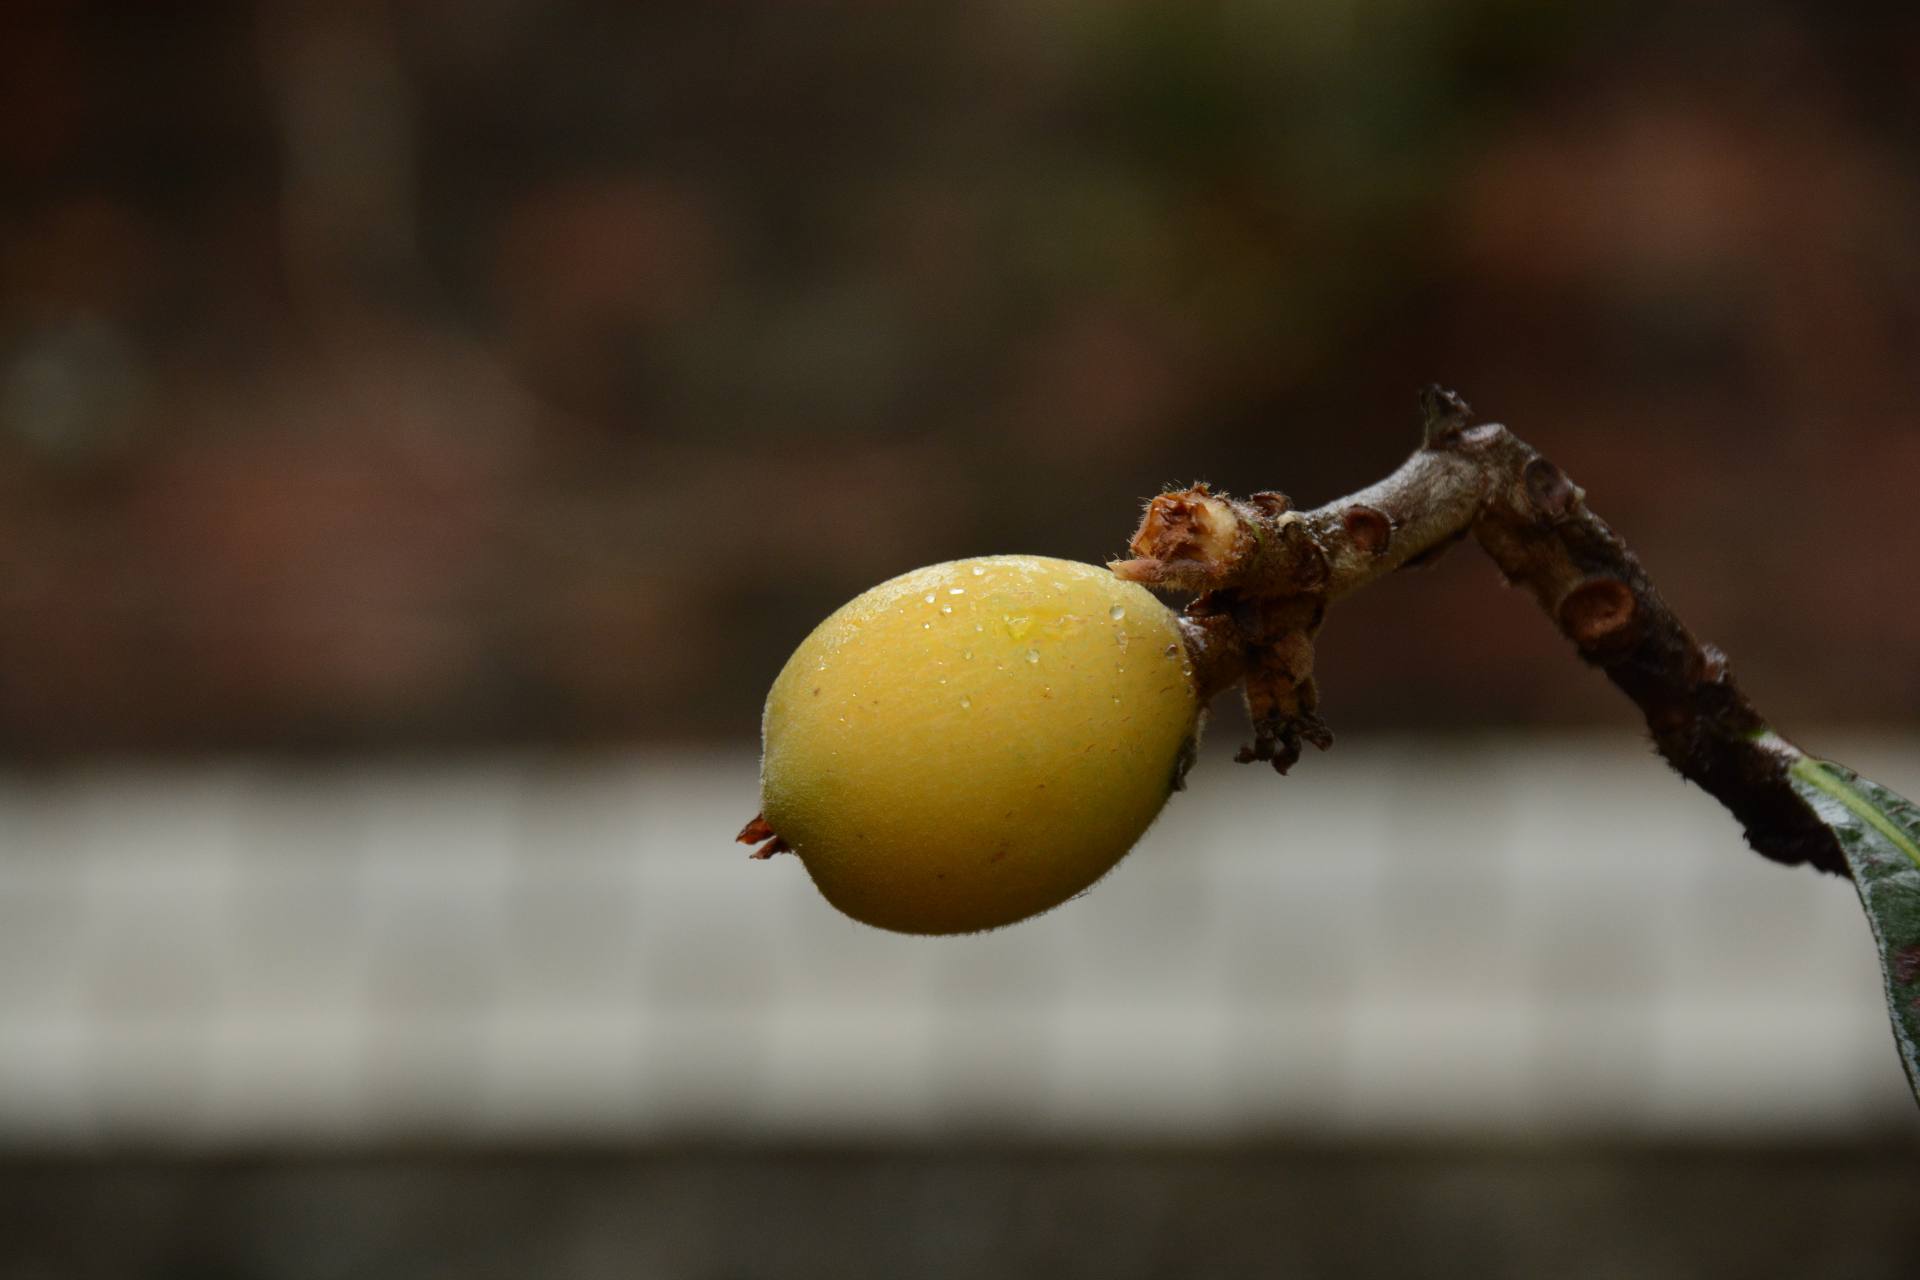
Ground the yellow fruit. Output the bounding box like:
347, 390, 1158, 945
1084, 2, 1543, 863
757, 555, 1200, 934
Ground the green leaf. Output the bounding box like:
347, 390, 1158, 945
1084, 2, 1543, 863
1787, 756, 1920, 1101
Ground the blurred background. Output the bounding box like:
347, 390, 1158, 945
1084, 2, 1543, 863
4, 0, 1920, 1275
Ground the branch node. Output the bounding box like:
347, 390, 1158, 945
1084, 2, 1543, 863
1419, 384, 1474, 446
1558, 577, 1639, 653
1523, 456, 1581, 522
1342, 505, 1393, 558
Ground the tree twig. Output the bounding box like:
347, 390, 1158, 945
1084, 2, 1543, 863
1113, 387, 1848, 877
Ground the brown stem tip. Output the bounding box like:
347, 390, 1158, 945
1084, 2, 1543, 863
1112, 484, 1257, 593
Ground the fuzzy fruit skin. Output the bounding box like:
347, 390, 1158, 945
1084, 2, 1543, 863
760, 555, 1199, 935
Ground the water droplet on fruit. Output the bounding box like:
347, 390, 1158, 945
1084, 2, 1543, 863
923, 592, 936, 604
1005, 615, 1031, 639
1109, 605, 1125, 620
1164, 643, 1178, 658
970, 565, 985, 576
940, 605, 953, 615
959, 696, 972, 709
1025, 648, 1040, 664
962, 649, 973, 660
949, 587, 965, 595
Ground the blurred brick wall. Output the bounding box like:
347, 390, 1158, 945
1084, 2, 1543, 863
4, 1, 1919, 756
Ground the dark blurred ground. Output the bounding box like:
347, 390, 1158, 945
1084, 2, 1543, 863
3, 1142, 1918, 1280
4, 1, 1920, 758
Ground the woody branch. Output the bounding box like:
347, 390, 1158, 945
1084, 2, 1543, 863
1113, 387, 1846, 876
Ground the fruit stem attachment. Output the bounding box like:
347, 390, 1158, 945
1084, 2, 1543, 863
1116, 387, 1848, 876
